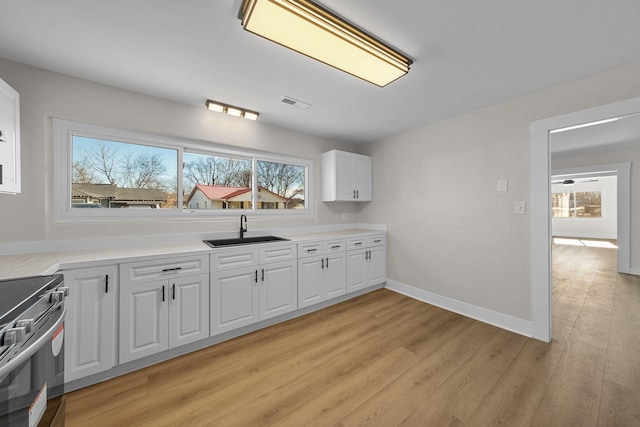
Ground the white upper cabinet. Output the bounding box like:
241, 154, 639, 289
322, 150, 372, 202
0, 76, 20, 194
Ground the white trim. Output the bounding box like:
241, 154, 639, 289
530, 96, 640, 343
385, 279, 533, 338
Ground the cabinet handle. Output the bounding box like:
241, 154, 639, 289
105, 274, 109, 294
353, 190, 356, 199
307, 248, 317, 253
261, 268, 265, 282
162, 285, 165, 302
356, 190, 359, 199
331, 245, 340, 249
374, 239, 381, 243
321, 258, 324, 269
172, 284, 176, 300
326, 257, 329, 269
162, 267, 182, 272
255, 270, 258, 283
366, 251, 370, 260
354, 242, 363, 246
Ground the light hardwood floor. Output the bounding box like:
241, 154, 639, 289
65, 242, 640, 426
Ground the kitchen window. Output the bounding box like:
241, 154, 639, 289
53, 119, 312, 219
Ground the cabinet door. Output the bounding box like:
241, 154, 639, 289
346, 249, 368, 293
352, 155, 372, 201
260, 260, 298, 320
298, 256, 323, 308
120, 281, 168, 364
63, 266, 116, 382
169, 274, 209, 348
211, 267, 259, 335
325, 252, 347, 299
335, 151, 354, 201
0, 77, 20, 194
367, 247, 386, 285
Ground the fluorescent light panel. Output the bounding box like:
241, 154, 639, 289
239, 0, 412, 87
205, 100, 259, 121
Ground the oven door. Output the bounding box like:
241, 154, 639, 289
0, 301, 66, 427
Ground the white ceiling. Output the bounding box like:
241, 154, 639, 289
1, 0, 640, 144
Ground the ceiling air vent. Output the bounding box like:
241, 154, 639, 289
281, 96, 311, 110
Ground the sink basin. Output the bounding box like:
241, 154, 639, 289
203, 235, 290, 248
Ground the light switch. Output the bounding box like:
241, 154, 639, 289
514, 201, 526, 215
498, 179, 508, 192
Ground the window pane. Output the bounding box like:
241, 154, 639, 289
183, 152, 252, 210
574, 191, 602, 217
71, 136, 177, 209
256, 160, 305, 210
551, 192, 572, 217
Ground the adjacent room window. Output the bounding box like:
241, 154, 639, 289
552, 190, 602, 218
54, 119, 312, 218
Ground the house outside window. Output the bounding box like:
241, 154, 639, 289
552, 190, 602, 218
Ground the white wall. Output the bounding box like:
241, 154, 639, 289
359, 61, 640, 322
551, 176, 617, 239
0, 58, 359, 243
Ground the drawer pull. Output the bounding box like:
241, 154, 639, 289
307, 248, 318, 253
331, 245, 341, 249
162, 267, 183, 272
374, 240, 381, 243
105, 274, 109, 294
354, 242, 363, 246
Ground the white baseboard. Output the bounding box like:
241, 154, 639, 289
385, 279, 533, 338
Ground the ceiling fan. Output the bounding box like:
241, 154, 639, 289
551, 178, 599, 185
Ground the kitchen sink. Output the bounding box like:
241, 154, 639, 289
203, 235, 290, 248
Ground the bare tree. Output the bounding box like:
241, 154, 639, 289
81, 140, 119, 184
257, 160, 304, 202
122, 152, 167, 188
72, 160, 96, 183
184, 156, 251, 189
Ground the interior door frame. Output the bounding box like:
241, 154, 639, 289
530, 96, 640, 342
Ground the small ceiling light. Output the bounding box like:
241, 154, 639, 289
205, 99, 260, 121
243, 111, 259, 121
239, 0, 412, 87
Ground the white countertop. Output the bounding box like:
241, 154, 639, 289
0, 228, 384, 280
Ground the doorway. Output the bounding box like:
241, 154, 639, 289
530, 96, 640, 342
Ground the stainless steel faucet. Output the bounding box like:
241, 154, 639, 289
240, 214, 247, 238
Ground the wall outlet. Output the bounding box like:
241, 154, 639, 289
514, 201, 526, 215
498, 179, 508, 192
342, 213, 348, 222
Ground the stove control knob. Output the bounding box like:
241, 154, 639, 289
59, 287, 70, 297
3, 327, 26, 346
16, 319, 34, 334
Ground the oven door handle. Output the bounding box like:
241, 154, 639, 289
0, 302, 66, 382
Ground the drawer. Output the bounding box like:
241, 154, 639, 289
368, 235, 386, 247
326, 239, 346, 253
260, 243, 296, 264
298, 242, 323, 258
210, 247, 259, 271
347, 237, 367, 251
121, 254, 209, 285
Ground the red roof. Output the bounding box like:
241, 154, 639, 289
192, 184, 251, 200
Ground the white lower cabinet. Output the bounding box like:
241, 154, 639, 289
119, 255, 209, 364
210, 244, 297, 336
346, 235, 387, 293
62, 265, 117, 382
119, 273, 209, 363
297, 239, 346, 308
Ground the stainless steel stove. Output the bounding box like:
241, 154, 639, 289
0, 274, 67, 427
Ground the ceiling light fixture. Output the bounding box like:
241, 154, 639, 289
239, 0, 412, 87
205, 100, 259, 120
